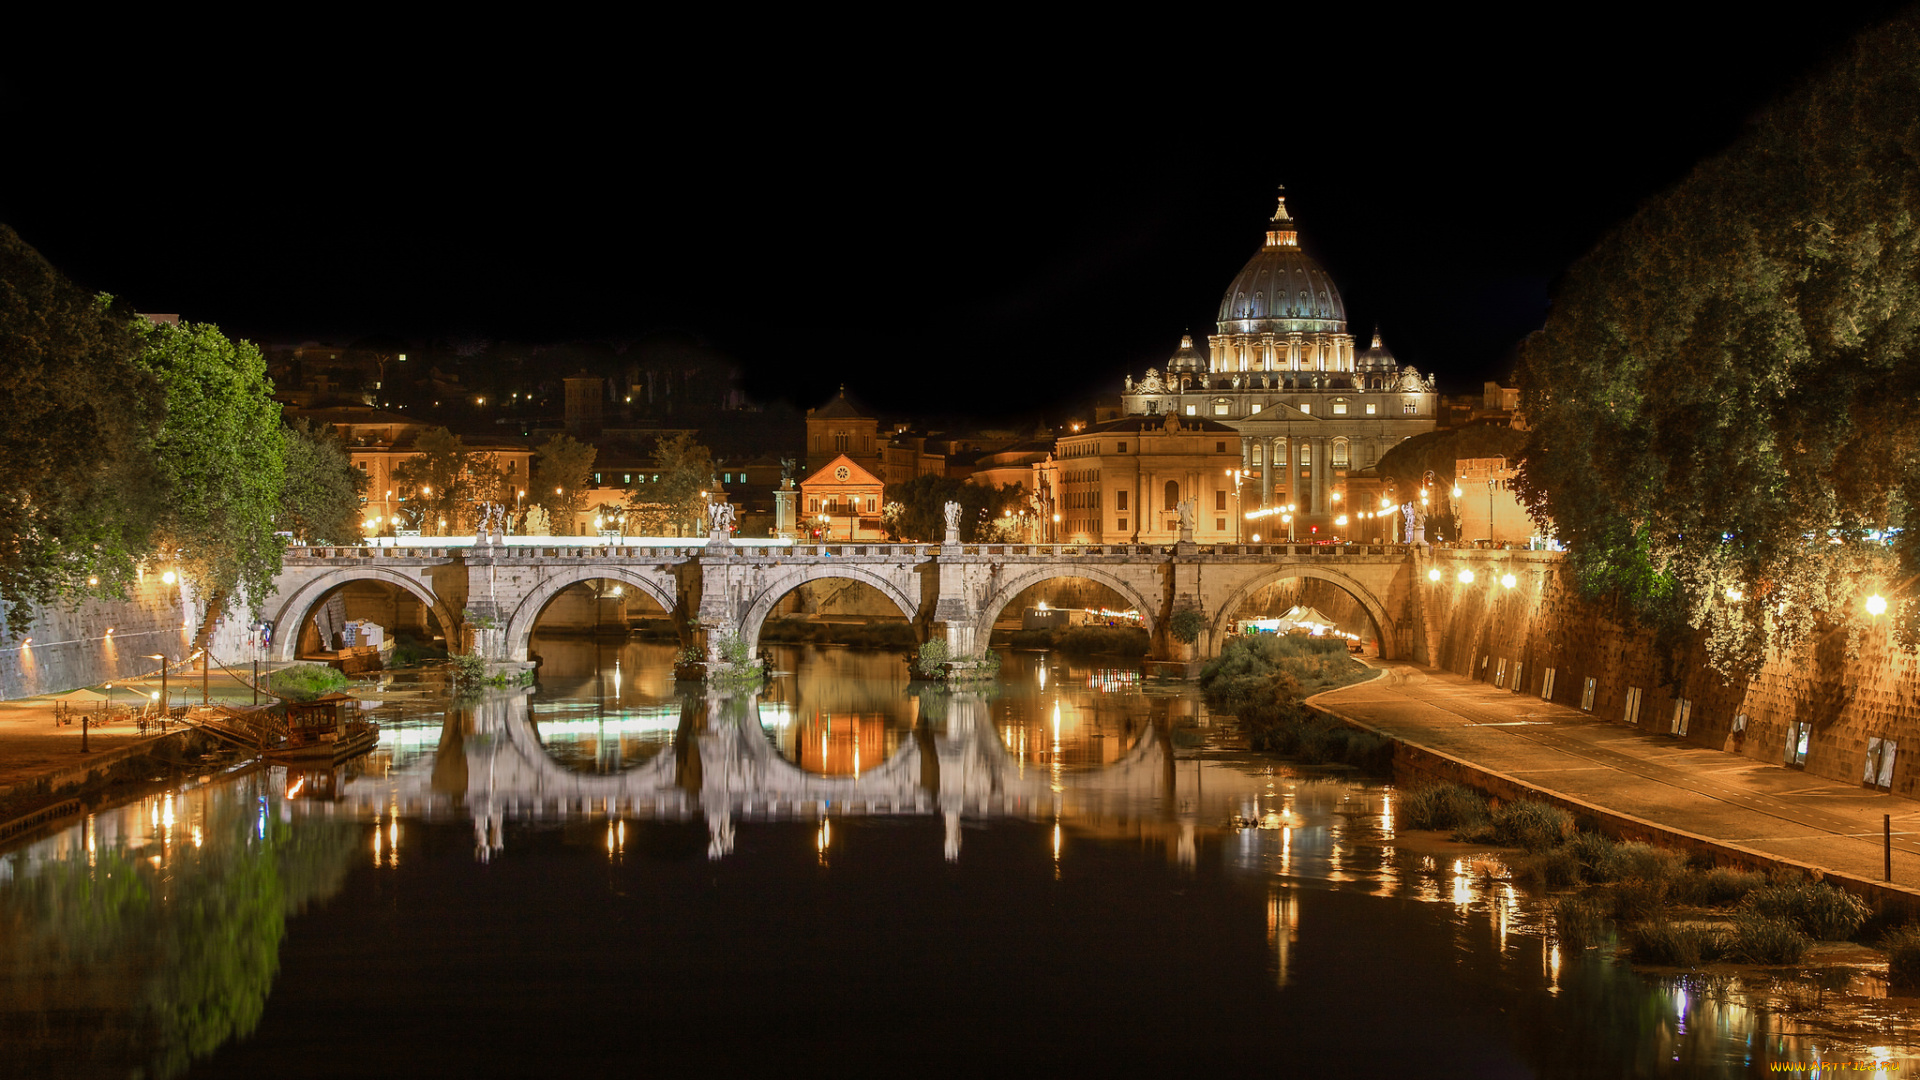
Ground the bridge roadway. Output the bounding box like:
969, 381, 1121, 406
290, 687, 1188, 863
232, 535, 1422, 671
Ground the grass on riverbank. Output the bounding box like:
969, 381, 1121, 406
1198, 636, 1382, 768
1399, 781, 1878, 970
267, 664, 351, 701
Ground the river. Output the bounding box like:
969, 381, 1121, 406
1, 639, 1916, 1077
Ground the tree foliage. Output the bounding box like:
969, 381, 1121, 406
883, 474, 1025, 542
625, 431, 712, 536
0, 226, 164, 635
133, 318, 286, 636
277, 419, 366, 544
531, 432, 596, 532
391, 427, 505, 534
1514, 13, 1920, 674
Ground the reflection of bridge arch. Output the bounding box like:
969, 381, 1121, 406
504, 567, 678, 662
1207, 564, 1396, 660
737, 567, 922, 658
265, 567, 461, 663
967, 566, 1159, 659
742, 704, 926, 800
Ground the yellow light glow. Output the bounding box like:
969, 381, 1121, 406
1725, 588, 1744, 602
1868, 594, 1889, 616
1427, 568, 1442, 582
1452, 486, 1462, 498
1501, 573, 1517, 589
161, 571, 176, 584
1458, 569, 1475, 585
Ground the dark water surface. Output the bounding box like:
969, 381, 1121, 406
4, 639, 1917, 1078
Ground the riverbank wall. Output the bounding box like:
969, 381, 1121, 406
1408, 547, 1920, 801
0, 576, 200, 700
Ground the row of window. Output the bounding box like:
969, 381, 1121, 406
1149, 400, 1419, 418
807, 496, 878, 514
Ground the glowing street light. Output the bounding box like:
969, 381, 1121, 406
1428, 568, 1442, 582
1458, 569, 1475, 585
1867, 594, 1889, 616
1500, 573, 1517, 590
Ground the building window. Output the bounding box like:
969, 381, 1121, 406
1117, 518, 1128, 531
1184, 404, 1197, 416
867, 497, 876, 513
1333, 400, 1348, 415
808, 498, 820, 512
1215, 490, 1227, 511
1116, 491, 1128, 511
1251, 403, 1262, 415
1214, 402, 1230, 416
835, 431, 850, 451
1299, 403, 1311, 415
1365, 403, 1377, 415
1332, 441, 1349, 467
1403, 402, 1417, 415
1164, 480, 1179, 511
622, 474, 632, 484
1251, 446, 1262, 465
1117, 441, 1127, 452
1216, 517, 1226, 530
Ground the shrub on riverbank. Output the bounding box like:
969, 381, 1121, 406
1462, 800, 1574, 851
1399, 783, 1492, 831
268, 664, 349, 701
1883, 926, 1920, 987
1741, 882, 1870, 941
1628, 920, 1725, 966
1201, 636, 1378, 766
1725, 912, 1812, 964
1553, 896, 1612, 949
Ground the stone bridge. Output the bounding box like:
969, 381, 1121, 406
296, 687, 1181, 863
235, 536, 1421, 669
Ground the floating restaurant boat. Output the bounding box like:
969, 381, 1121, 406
263, 692, 379, 764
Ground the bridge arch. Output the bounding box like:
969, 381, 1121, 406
967, 565, 1159, 660
737, 566, 923, 658
504, 567, 679, 662
265, 567, 462, 663
1207, 563, 1397, 660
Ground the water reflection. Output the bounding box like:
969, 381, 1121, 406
5, 642, 1920, 1076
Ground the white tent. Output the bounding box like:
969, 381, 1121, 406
1277, 605, 1337, 634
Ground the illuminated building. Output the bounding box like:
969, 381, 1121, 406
1120, 192, 1438, 533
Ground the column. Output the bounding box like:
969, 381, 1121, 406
1311, 438, 1328, 517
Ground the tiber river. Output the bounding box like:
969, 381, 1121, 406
4, 639, 1919, 1078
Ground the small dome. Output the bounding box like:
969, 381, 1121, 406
1357, 329, 1397, 370
1215, 194, 1347, 337
1166, 333, 1206, 372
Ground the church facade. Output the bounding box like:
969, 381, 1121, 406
1120, 194, 1438, 535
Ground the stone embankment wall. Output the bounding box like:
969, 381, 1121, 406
0, 575, 199, 700
1412, 547, 1920, 799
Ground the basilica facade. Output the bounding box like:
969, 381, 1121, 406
1120, 194, 1437, 535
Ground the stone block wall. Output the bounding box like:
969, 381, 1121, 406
0, 576, 197, 700
1419, 548, 1920, 799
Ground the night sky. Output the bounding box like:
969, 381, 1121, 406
4, 10, 1907, 425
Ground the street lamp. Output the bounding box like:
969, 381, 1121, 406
1226, 469, 1247, 543
142, 654, 169, 735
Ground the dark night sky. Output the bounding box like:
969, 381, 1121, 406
4, 9, 1909, 425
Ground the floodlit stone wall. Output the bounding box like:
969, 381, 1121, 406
0, 575, 197, 700
1418, 548, 1920, 799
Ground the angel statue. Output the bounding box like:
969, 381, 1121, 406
1176, 497, 1197, 533
707, 501, 736, 533
943, 500, 963, 536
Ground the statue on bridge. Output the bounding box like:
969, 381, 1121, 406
1176, 497, 1197, 538
943, 500, 963, 543
707, 501, 736, 535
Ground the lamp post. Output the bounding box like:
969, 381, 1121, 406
1226, 469, 1246, 543
143, 654, 168, 731
1487, 478, 1497, 547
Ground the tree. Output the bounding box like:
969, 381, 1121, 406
277, 419, 367, 544
530, 433, 596, 535
883, 474, 1026, 542
0, 226, 164, 636
133, 318, 286, 646
1513, 12, 1920, 675
625, 431, 712, 536
391, 428, 505, 535
1376, 426, 1527, 543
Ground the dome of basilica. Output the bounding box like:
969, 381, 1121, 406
1356, 329, 1397, 370
1214, 196, 1347, 337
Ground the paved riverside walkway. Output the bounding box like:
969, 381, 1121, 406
0, 669, 266, 796
1314, 663, 1920, 893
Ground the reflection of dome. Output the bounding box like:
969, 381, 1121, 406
1357, 329, 1397, 370
1165, 333, 1206, 372
1214, 196, 1347, 337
